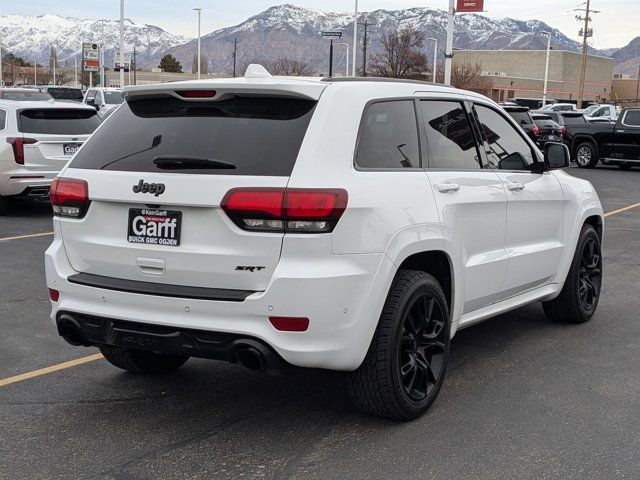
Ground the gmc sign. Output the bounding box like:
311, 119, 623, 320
457, 0, 484, 12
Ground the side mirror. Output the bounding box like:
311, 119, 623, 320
544, 142, 570, 169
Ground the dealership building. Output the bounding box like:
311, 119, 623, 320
453, 49, 615, 106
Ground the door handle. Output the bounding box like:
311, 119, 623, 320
507, 182, 525, 192
437, 182, 461, 193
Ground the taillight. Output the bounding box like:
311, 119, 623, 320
6, 137, 37, 165
50, 178, 90, 218
175, 90, 216, 98
532, 126, 539, 138
561, 126, 567, 138
221, 188, 348, 233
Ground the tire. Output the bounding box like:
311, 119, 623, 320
0, 196, 9, 216
99, 345, 189, 374
348, 270, 450, 421
618, 163, 633, 170
574, 142, 599, 168
542, 224, 602, 324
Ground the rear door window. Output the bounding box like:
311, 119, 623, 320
355, 100, 421, 169
420, 100, 481, 170
19, 109, 101, 135
623, 110, 640, 126
69, 95, 317, 176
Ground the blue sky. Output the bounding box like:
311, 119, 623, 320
1, 1, 637, 48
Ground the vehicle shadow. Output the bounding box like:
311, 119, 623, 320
4, 198, 52, 218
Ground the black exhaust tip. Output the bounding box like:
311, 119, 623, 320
57, 315, 88, 347
235, 347, 267, 372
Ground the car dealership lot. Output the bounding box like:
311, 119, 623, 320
1, 167, 639, 479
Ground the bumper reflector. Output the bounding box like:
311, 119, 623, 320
48, 288, 60, 302
269, 317, 309, 332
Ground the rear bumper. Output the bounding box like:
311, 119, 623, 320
56, 311, 289, 370
0, 170, 57, 197
45, 231, 395, 371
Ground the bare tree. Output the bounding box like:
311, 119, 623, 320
450, 62, 494, 94
370, 25, 429, 80
266, 58, 313, 76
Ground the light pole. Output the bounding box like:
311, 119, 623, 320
339, 42, 350, 77
194, 8, 202, 80
426, 38, 438, 83
444, 0, 455, 85
0, 34, 3, 87
119, 0, 125, 88
542, 32, 552, 107
352, 0, 358, 77
34, 58, 37, 86
74, 54, 78, 87
100, 20, 106, 87
52, 53, 56, 86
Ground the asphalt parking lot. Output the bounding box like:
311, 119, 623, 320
1, 166, 639, 480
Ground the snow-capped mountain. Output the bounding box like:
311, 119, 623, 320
161, 4, 594, 74
0, 14, 188, 67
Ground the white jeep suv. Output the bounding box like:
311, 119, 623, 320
0, 100, 101, 214
45, 70, 604, 420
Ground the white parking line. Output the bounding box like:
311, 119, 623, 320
0, 231, 54, 242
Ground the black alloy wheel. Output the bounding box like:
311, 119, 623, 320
348, 270, 450, 420
578, 236, 602, 312
542, 224, 602, 324
399, 293, 446, 402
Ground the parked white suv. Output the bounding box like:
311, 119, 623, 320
45, 70, 604, 420
82, 87, 123, 118
0, 100, 101, 214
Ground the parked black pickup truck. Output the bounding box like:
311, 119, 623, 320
560, 108, 640, 169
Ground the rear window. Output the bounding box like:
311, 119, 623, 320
3, 91, 52, 101
506, 111, 533, 126
104, 91, 124, 105
562, 115, 586, 125
69, 95, 317, 176
46, 88, 84, 102
19, 109, 101, 134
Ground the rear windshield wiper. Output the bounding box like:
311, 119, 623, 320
153, 155, 237, 170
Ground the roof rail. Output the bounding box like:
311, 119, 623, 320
320, 76, 438, 87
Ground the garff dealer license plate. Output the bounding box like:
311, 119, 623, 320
63, 143, 82, 155
127, 209, 182, 246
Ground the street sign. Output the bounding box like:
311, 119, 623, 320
83, 60, 100, 72
456, 0, 484, 12
321, 31, 343, 39
113, 51, 131, 72
82, 42, 100, 71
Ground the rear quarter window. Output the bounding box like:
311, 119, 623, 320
562, 115, 587, 126
0, 109, 6, 130
68, 95, 317, 176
